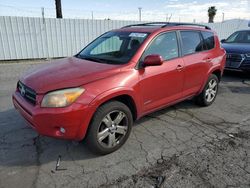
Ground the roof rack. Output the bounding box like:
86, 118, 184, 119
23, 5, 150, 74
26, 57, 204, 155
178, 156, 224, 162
122, 22, 211, 30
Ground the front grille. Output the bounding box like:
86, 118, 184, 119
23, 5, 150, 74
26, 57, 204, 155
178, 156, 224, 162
241, 59, 250, 65
226, 53, 245, 68
17, 81, 36, 105
240, 59, 250, 70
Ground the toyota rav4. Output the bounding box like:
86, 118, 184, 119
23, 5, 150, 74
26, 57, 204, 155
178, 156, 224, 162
13, 22, 226, 154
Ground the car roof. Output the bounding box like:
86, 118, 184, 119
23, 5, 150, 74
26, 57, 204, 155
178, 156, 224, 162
114, 26, 161, 33
114, 22, 212, 33
234, 30, 250, 32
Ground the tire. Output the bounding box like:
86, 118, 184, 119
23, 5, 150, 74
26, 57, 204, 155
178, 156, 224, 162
195, 74, 219, 106
86, 101, 133, 155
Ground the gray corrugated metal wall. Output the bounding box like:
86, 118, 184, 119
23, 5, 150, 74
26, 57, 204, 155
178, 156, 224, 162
0, 16, 249, 60
206, 20, 249, 40
0, 16, 139, 60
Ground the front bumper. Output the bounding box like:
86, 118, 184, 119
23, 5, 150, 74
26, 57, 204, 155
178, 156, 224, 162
12, 91, 89, 141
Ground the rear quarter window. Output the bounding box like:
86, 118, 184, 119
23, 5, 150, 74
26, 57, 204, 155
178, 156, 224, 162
201, 31, 215, 50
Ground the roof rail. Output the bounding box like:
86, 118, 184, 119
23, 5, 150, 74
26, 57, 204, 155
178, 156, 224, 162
165, 22, 211, 30
122, 22, 211, 30
122, 22, 169, 28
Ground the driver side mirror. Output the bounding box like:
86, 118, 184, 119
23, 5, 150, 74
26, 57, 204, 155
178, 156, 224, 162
220, 39, 226, 43
143, 54, 163, 67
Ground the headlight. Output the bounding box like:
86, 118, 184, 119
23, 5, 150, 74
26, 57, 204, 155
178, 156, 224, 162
246, 53, 250, 58
41, 87, 85, 107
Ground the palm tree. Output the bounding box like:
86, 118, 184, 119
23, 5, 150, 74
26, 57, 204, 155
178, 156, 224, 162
208, 6, 217, 23
55, 0, 63, 18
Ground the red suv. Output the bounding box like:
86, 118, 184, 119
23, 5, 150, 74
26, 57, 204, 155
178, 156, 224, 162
13, 22, 226, 154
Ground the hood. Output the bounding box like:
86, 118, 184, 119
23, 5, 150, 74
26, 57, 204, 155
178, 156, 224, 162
20, 57, 121, 94
221, 43, 250, 54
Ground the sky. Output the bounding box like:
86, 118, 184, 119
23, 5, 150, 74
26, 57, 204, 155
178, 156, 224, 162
0, 0, 249, 22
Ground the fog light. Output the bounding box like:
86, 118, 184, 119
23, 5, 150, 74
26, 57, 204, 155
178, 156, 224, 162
60, 127, 66, 134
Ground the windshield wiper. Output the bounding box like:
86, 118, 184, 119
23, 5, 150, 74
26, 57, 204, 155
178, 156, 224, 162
76, 54, 123, 64
76, 55, 108, 63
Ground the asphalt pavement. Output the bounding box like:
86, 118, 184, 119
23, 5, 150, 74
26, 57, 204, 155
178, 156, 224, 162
0, 61, 250, 188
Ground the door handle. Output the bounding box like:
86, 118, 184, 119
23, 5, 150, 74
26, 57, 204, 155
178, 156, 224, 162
176, 64, 184, 71
204, 58, 212, 62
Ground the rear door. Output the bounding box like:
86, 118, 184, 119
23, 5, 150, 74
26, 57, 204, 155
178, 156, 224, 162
179, 30, 209, 97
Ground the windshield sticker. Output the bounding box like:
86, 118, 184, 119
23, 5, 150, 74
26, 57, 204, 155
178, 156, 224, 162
129, 33, 147, 38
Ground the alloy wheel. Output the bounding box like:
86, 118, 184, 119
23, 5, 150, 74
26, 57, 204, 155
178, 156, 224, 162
97, 110, 128, 148
205, 79, 218, 103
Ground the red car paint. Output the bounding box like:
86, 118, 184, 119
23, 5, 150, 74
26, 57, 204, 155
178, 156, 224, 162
13, 25, 226, 141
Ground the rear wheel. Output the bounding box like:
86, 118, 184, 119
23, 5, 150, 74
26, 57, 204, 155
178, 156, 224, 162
195, 74, 219, 106
86, 101, 133, 155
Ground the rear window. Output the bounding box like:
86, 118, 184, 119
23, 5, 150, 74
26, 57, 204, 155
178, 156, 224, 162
180, 31, 203, 56
201, 31, 215, 50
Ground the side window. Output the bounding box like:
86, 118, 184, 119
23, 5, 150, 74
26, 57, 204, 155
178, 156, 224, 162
142, 32, 179, 61
90, 36, 122, 55
202, 31, 215, 50
180, 31, 203, 56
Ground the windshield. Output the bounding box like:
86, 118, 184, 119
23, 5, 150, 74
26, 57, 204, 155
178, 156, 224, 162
76, 31, 149, 64
225, 31, 250, 43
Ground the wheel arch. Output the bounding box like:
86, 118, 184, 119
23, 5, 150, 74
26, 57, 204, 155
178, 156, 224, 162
76, 88, 140, 140
197, 67, 222, 95
211, 69, 222, 82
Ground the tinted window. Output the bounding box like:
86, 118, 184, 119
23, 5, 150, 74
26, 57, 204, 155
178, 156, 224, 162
202, 31, 215, 50
142, 32, 179, 61
225, 31, 250, 43
180, 31, 203, 55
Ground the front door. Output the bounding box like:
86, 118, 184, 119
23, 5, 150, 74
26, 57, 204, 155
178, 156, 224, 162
138, 31, 184, 113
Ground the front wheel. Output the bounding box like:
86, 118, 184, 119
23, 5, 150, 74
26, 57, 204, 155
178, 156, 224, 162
195, 74, 219, 106
86, 101, 133, 155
